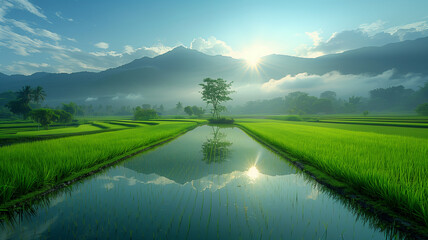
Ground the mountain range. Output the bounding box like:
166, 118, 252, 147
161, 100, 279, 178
1, 36, 428, 106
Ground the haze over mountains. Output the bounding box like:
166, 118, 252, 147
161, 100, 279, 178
1, 36, 428, 106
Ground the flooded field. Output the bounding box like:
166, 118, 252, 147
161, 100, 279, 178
0, 125, 392, 239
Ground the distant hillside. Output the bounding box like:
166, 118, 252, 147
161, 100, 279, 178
1, 37, 427, 105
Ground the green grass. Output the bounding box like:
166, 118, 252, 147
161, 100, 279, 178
236, 119, 428, 227
0, 121, 131, 146
318, 119, 428, 128
74, 115, 133, 121
15, 124, 102, 136
0, 121, 198, 206
275, 121, 428, 139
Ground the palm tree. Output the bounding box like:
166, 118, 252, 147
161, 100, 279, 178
16, 85, 33, 104
32, 86, 46, 104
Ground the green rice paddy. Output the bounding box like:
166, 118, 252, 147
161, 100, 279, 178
0, 121, 199, 206
0, 115, 426, 238
236, 119, 428, 228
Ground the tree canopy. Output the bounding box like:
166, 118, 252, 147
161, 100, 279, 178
134, 106, 158, 120
199, 78, 234, 119
29, 109, 58, 129
6, 85, 46, 119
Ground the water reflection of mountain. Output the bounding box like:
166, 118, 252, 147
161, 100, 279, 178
123, 126, 296, 184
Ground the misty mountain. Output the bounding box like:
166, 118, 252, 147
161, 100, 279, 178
1, 37, 428, 105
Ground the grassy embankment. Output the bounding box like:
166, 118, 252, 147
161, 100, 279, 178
0, 120, 149, 146
0, 120, 201, 207
236, 119, 428, 228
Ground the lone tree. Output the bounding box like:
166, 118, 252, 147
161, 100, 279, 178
199, 78, 234, 119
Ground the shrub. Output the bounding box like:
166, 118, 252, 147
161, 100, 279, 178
29, 108, 58, 129
415, 103, 428, 116
208, 117, 234, 124
53, 109, 73, 124
284, 115, 302, 121
134, 107, 158, 120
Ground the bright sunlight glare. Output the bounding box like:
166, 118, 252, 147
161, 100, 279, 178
247, 166, 260, 180
246, 56, 260, 67
241, 44, 271, 68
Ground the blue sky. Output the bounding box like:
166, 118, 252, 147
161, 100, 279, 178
1, 0, 428, 75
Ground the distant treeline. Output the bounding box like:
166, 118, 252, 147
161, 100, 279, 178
1, 82, 428, 119
231, 82, 428, 115
0, 92, 200, 119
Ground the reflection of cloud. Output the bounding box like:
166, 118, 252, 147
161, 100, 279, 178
98, 171, 304, 193
190, 171, 243, 192
49, 194, 65, 207
306, 188, 319, 200
104, 182, 114, 190
98, 175, 175, 186
147, 176, 174, 185
0, 216, 58, 240
127, 177, 137, 186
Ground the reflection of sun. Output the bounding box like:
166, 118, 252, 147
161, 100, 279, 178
247, 166, 260, 180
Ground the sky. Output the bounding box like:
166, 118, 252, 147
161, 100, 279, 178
1, 0, 428, 75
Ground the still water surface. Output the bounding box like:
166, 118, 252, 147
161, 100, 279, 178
0, 125, 392, 239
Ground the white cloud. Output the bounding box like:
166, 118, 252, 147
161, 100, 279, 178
359, 20, 386, 36
262, 69, 428, 97
0, 3, 234, 75
297, 20, 428, 57
306, 31, 322, 46
124, 45, 134, 54
85, 97, 98, 102
94, 42, 109, 49
0, 0, 179, 75
16, 61, 49, 68
12, 0, 47, 20
39, 29, 61, 41
190, 36, 233, 56
142, 44, 172, 55
125, 93, 143, 100
55, 11, 73, 22
9, 19, 62, 41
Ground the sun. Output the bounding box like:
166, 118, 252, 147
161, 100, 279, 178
241, 45, 270, 68
246, 56, 260, 68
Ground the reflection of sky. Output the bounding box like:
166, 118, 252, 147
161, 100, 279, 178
0, 216, 58, 240
122, 126, 297, 184
98, 165, 304, 194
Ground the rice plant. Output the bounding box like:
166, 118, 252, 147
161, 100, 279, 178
237, 119, 428, 227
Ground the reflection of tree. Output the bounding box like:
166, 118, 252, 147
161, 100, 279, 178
201, 126, 232, 164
